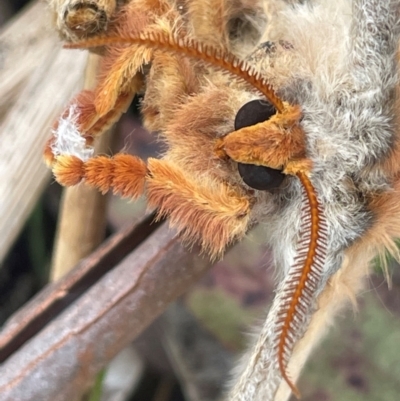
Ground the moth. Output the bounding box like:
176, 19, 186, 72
44, 0, 400, 399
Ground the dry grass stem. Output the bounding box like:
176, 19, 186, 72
50, 53, 112, 281
0, 0, 88, 264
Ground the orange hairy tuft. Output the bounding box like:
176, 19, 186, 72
141, 52, 199, 131
84, 156, 114, 193
112, 154, 147, 198
57, 90, 99, 132
89, 0, 180, 116
53, 155, 85, 186
52, 154, 147, 199
147, 158, 251, 258
94, 49, 149, 116
83, 154, 147, 198
72, 90, 98, 131
216, 104, 304, 169
87, 91, 136, 136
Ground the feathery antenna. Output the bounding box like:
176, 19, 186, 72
64, 31, 285, 113
275, 171, 327, 398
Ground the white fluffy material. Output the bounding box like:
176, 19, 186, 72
51, 105, 94, 161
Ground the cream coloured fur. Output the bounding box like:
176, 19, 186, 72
227, 0, 400, 400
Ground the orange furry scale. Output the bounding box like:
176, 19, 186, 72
146, 158, 252, 258
53, 154, 147, 198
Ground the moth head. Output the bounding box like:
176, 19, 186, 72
61, 30, 314, 258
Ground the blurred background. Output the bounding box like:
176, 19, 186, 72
0, 1, 400, 400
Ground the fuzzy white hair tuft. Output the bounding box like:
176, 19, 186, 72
51, 105, 94, 161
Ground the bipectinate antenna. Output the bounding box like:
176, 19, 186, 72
65, 32, 285, 112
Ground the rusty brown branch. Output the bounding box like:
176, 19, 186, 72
0, 217, 213, 401
0, 213, 158, 362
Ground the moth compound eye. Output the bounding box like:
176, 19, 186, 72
234, 100, 283, 190
238, 163, 285, 191
234, 99, 276, 131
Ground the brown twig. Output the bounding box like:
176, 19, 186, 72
0, 0, 88, 264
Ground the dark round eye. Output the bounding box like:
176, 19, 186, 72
234, 99, 276, 131
238, 162, 285, 191
234, 99, 284, 191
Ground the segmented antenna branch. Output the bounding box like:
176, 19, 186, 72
64, 31, 285, 113
275, 171, 327, 398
